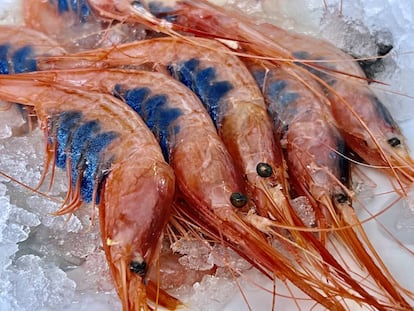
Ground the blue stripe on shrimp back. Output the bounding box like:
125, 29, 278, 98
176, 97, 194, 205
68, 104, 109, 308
57, 0, 70, 13
250, 68, 299, 108
0, 44, 38, 75
0, 44, 10, 74
12, 46, 37, 73
52, 111, 118, 203
292, 51, 337, 86
69, 120, 100, 188
51, 0, 91, 22
56, 111, 83, 168
114, 85, 182, 161
80, 131, 118, 202
167, 58, 233, 127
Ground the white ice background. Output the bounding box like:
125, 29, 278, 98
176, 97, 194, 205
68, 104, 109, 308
0, 0, 414, 310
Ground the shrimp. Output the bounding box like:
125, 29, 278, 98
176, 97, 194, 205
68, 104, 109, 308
11, 67, 405, 310
22, 0, 147, 52
106, 0, 414, 190
245, 59, 414, 309
0, 75, 178, 311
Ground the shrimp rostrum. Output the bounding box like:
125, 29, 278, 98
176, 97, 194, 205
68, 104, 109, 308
0, 76, 179, 311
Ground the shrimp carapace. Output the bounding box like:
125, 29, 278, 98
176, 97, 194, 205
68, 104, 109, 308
0, 75, 179, 310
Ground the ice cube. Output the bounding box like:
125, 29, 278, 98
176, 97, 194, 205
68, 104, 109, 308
186, 275, 238, 311
0, 0, 23, 25
10, 255, 76, 310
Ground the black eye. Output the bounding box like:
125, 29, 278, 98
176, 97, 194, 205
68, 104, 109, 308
256, 162, 273, 178
335, 193, 348, 204
230, 192, 248, 208
388, 137, 401, 147
130, 260, 147, 276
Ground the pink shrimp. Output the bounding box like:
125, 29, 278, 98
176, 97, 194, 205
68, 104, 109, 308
0, 75, 179, 311
9, 67, 407, 310
244, 58, 414, 309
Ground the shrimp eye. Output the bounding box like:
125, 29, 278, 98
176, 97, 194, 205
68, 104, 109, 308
230, 192, 248, 208
387, 137, 401, 147
335, 193, 349, 204
256, 162, 273, 178
130, 260, 147, 276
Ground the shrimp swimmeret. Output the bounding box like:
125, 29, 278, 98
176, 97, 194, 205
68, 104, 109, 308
0, 76, 178, 311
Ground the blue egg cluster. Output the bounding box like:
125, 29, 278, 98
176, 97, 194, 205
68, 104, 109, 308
114, 85, 182, 161
53, 110, 118, 203
168, 58, 233, 127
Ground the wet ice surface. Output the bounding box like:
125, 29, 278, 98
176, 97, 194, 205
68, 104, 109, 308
0, 0, 414, 310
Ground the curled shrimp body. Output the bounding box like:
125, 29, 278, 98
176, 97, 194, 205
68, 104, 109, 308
12, 68, 404, 311
0, 76, 178, 311
245, 59, 413, 310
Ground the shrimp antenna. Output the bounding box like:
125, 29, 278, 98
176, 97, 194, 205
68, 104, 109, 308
0, 170, 61, 203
